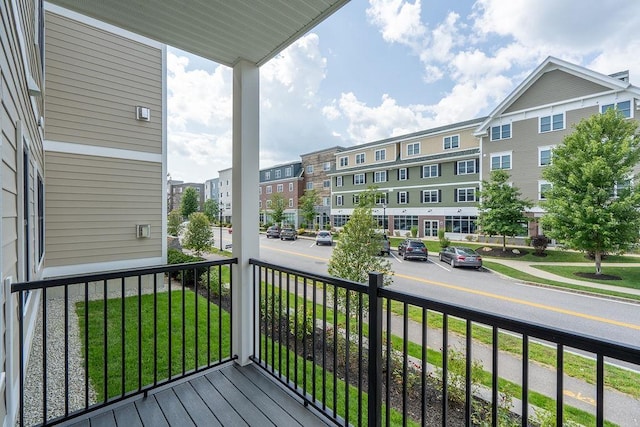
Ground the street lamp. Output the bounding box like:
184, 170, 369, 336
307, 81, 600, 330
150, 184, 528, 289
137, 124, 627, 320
382, 203, 387, 234
219, 207, 225, 251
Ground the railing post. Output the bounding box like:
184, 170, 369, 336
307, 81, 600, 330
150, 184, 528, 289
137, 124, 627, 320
367, 272, 383, 427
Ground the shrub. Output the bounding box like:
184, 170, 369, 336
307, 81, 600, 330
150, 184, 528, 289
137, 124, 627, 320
438, 228, 450, 248
410, 226, 418, 237
530, 235, 549, 256
167, 248, 205, 284
167, 210, 183, 236
289, 307, 314, 341
183, 212, 213, 256
199, 268, 229, 297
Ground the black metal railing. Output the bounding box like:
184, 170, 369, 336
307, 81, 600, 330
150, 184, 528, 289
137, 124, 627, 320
250, 258, 640, 426
12, 258, 237, 426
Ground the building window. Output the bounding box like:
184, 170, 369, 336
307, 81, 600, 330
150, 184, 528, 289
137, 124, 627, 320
457, 159, 476, 175
398, 168, 408, 180
289, 198, 294, 207
490, 124, 511, 141
354, 173, 365, 185
306, 182, 314, 190
339, 156, 348, 167
394, 215, 418, 231
324, 161, 331, 171
37, 174, 44, 262
323, 196, 330, 206
323, 179, 331, 188
490, 152, 512, 170
289, 182, 294, 191
266, 200, 272, 208
398, 191, 408, 204
259, 200, 262, 208
539, 181, 552, 200
259, 187, 262, 195
376, 193, 388, 205
540, 113, 564, 132
355, 153, 365, 164
275, 169, 281, 179
456, 188, 476, 202
422, 164, 438, 178
602, 100, 631, 118
445, 215, 478, 233
265, 171, 271, 180
336, 195, 343, 206
277, 184, 283, 192
444, 135, 459, 150
407, 142, 420, 156
285, 167, 292, 177
539, 146, 553, 166
375, 149, 386, 161
374, 170, 387, 183
353, 194, 360, 205
422, 189, 439, 203
266, 185, 272, 194
336, 176, 343, 187
307, 165, 314, 174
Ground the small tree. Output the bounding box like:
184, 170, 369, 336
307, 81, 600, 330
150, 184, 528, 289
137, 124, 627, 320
269, 193, 287, 225
477, 170, 532, 251
203, 198, 219, 223
299, 189, 319, 230
180, 187, 200, 219
167, 210, 183, 236
328, 188, 393, 316
542, 109, 640, 274
183, 212, 213, 256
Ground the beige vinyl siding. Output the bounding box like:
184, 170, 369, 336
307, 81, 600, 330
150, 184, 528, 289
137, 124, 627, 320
44, 12, 162, 153
505, 70, 609, 113
44, 152, 162, 267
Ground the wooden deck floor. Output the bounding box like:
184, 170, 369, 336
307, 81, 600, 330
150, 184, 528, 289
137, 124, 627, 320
64, 363, 329, 427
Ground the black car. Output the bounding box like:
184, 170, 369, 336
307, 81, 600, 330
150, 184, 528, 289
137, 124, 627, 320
397, 239, 428, 261
280, 227, 297, 241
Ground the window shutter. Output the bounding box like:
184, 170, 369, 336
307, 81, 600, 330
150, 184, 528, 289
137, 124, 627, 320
438, 189, 442, 202
420, 166, 424, 178
386, 170, 389, 182
475, 158, 480, 173
397, 192, 400, 203
406, 169, 409, 180
438, 164, 442, 176
454, 189, 458, 202
352, 175, 355, 185
397, 169, 400, 180
407, 192, 409, 203
454, 162, 458, 175
364, 173, 367, 183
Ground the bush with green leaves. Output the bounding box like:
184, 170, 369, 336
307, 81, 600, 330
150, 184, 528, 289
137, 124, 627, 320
289, 307, 314, 341
530, 235, 549, 256
438, 228, 450, 248
183, 212, 214, 256
167, 248, 205, 284
167, 210, 183, 236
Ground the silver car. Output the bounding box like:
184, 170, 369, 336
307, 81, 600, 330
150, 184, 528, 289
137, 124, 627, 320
439, 246, 482, 269
315, 231, 333, 246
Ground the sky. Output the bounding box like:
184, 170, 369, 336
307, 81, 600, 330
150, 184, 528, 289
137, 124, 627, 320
166, 0, 640, 184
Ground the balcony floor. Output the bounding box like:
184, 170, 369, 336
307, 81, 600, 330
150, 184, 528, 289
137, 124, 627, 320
64, 363, 329, 427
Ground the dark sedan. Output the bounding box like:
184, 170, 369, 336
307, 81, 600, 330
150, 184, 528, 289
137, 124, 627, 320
439, 246, 482, 269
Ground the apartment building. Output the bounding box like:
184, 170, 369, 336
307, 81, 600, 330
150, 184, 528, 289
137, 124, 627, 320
169, 182, 205, 213
259, 162, 304, 226
300, 146, 345, 229
330, 118, 485, 238
218, 168, 232, 223
204, 177, 219, 202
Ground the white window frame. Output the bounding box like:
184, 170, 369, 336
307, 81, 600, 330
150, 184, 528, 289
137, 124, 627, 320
266, 199, 272, 208
375, 149, 386, 161
490, 152, 512, 170
336, 195, 343, 206
407, 142, 420, 156
307, 165, 314, 173
490, 123, 512, 141
443, 134, 460, 150
398, 168, 408, 181
354, 173, 365, 185
289, 198, 294, 207
374, 170, 387, 183
422, 189, 439, 203
422, 164, 438, 178
285, 167, 292, 177
457, 160, 476, 175
323, 196, 330, 206
355, 153, 365, 164
275, 169, 281, 179
538, 146, 554, 166
457, 188, 476, 202
259, 187, 262, 195
289, 182, 294, 191
539, 113, 565, 133
266, 185, 272, 194
538, 180, 552, 200
265, 171, 271, 180
323, 179, 331, 188
601, 100, 632, 118
376, 193, 388, 205
306, 182, 314, 190
277, 184, 283, 193
323, 161, 331, 171
339, 156, 349, 167
398, 191, 408, 204
336, 176, 343, 187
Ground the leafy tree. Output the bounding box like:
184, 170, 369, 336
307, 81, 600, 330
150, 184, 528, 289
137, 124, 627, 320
269, 193, 287, 225
299, 189, 319, 229
328, 188, 393, 315
541, 109, 640, 274
203, 198, 219, 223
167, 210, 183, 236
180, 187, 200, 219
477, 170, 532, 251
183, 212, 214, 256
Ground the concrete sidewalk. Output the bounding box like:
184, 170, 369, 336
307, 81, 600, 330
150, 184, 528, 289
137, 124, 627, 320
483, 258, 640, 298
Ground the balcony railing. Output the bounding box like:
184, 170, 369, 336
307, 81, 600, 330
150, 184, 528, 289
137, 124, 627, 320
250, 258, 640, 426
11, 258, 237, 426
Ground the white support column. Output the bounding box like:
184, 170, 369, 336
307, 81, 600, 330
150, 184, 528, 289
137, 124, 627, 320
231, 60, 260, 365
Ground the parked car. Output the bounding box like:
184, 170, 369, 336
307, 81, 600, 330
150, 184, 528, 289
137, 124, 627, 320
397, 239, 428, 261
378, 234, 391, 256
266, 225, 281, 238
315, 231, 333, 246
439, 246, 482, 269
280, 227, 297, 241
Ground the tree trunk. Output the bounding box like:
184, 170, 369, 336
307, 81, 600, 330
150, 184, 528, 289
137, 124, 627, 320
502, 235, 507, 252
594, 251, 602, 275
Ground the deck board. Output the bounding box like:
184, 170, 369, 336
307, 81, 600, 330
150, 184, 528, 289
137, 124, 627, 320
64, 363, 328, 426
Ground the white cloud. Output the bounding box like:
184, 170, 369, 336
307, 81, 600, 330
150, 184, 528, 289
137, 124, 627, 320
366, 0, 426, 47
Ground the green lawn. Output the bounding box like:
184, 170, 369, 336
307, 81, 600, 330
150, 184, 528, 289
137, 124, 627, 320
532, 265, 640, 290
76, 289, 231, 401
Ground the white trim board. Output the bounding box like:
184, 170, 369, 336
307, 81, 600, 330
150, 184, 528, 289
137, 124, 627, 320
44, 140, 162, 163
42, 257, 164, 278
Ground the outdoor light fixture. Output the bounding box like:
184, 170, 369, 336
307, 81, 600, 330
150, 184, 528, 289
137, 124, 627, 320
136, 224, 151, 238
136, 106, 150, 121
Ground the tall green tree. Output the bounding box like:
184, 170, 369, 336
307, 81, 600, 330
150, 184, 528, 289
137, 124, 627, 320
183, 212, 213, 256
328, 188, 393, 315
203, 198, 219, 223
299, 189, 319, 228
269, 193, 287, 225
180, 187, 200, 219
167, 210, 183, 236
541, 109, 640, 274
477, 170, 532, 251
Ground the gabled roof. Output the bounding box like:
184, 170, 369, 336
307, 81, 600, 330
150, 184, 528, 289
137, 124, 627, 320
475, 56, 640, 135
46, 0, 349, 67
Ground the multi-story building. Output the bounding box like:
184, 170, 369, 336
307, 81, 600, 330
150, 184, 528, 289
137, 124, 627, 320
259, 162, 304, 226
167, 179, 184, 212
218, 168, 233, 223
204, 177, 219, 204
170, 182, 205, 213
300, 146, 345, 229
330, 118, 485, 238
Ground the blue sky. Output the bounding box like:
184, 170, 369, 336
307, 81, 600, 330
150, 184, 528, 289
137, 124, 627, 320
167, 0, 640, 183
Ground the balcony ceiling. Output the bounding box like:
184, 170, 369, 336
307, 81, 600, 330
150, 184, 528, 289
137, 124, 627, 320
46, 0, 349, 67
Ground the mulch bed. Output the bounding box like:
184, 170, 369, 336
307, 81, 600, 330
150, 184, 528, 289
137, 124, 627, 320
574, 272, 622, 281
